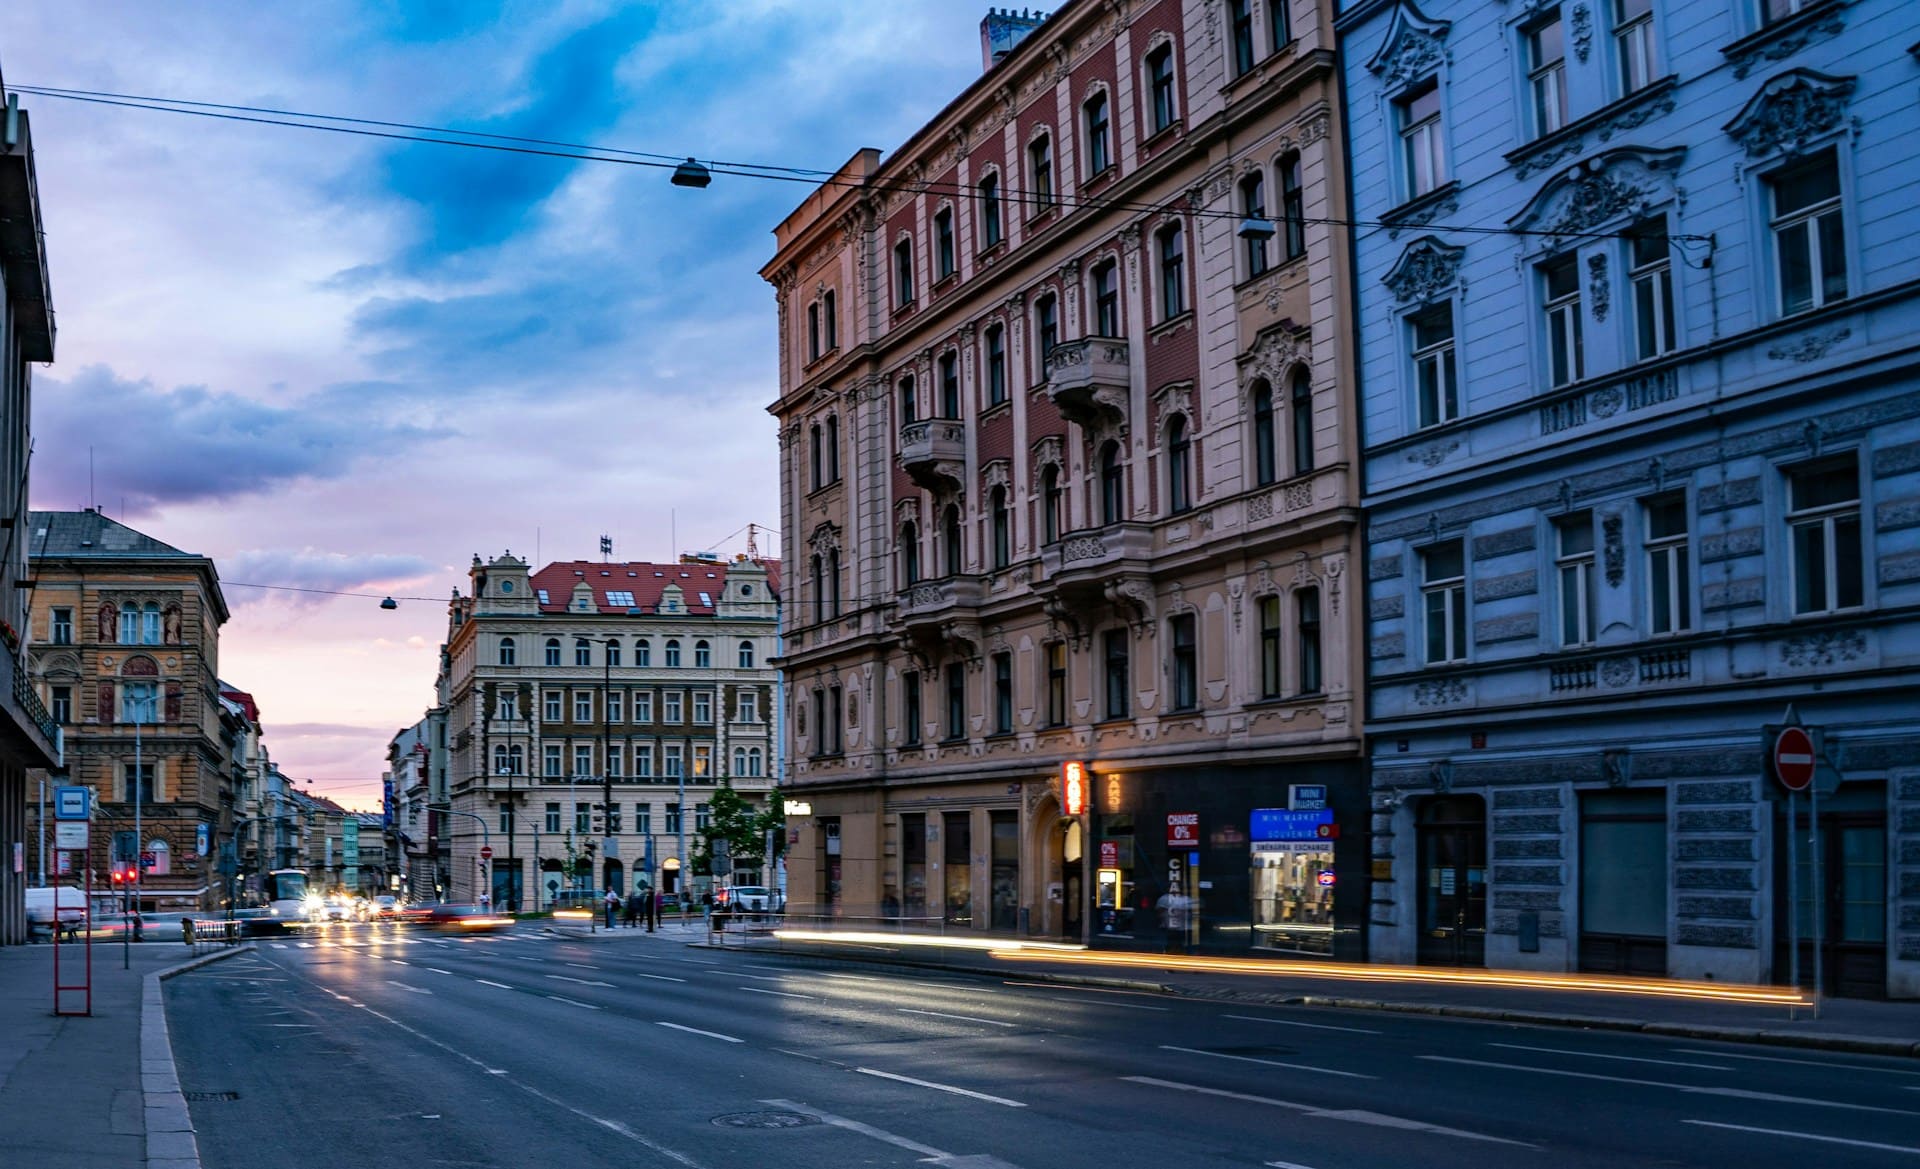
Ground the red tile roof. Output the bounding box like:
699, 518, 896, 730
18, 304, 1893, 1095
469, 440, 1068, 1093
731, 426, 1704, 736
219, 687, 260, 723
529, 559, 780, 615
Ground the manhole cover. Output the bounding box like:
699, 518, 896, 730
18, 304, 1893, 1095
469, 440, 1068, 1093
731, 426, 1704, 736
711, 1111, 818, 1129
185, 1091, 240, 1102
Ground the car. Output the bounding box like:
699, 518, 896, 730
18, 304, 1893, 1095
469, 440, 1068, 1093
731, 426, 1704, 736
323, 896, 351, 922
726, 885, 781, 913
422, 903, 513, 933
25, 886, 86, 939
370, 894, 400, 920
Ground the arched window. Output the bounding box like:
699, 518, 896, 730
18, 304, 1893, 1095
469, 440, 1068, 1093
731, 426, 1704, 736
748, 747, 764, 777
606, 641, 622, 668
1166, 415, 1192, 514
828, 549, 842, 616
1084, 90, 1111, 175
493, 744, 512, 775
738, 639, 755, 669
940, 352, 960, 419
499, 637, 517, 666
1041, 465, 1062, 544
694, 640, 712, 669
979, 171, 1002, 247
1092, 262, 1120, 337
665, 639, 682, 668
811, 553, 824, 622
986, 325, 1007, 407
942, 505, 964, 577
545, 638, 562, 666
141, 603, 162, 645
733, 747, 748, 776
1280, 152, 1305, 260
809, 422, 823, 489
899, 375, 917, 424
1241, 172, 1269, 277
1100, 441, 1125, 525
575, 638, 591, 666
1291, 371, 1315, 474
900, 521, 921, 586
1252, 379, 1277, 485
825, 415, 840, 482
635, 639, 652, 667
1158, 223, 1186, 319
118, 604, 139, 645
1146, 42, 1177, 134
990, 487, 1011, 569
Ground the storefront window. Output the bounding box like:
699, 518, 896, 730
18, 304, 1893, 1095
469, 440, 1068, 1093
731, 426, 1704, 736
900, 813, 927, 919
991, 810, 1020, 931
944, 811, 973, 925
1251, 844, 1335, 955
1095, 814, 1136, 935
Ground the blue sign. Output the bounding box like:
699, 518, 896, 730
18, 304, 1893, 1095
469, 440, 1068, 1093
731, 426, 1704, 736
1251, 808, 1334, 842
382, 779, 395, 830
53, 785, 90, 821
195, 822, 209, 857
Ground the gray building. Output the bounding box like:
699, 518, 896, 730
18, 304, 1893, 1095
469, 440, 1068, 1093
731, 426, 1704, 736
1338, 0, 1920, 996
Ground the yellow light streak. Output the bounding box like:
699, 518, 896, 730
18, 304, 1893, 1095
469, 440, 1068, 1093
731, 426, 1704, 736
551, 909, 594, 920
771, 929, 1086, 954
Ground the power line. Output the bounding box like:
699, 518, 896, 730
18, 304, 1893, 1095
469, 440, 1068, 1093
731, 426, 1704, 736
224, 581, 446, 602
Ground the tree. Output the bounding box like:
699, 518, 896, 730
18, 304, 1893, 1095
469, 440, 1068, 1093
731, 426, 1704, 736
696, 784, 786, 876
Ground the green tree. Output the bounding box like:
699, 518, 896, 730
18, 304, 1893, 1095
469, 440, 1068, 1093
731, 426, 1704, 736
696, 784, 787, 876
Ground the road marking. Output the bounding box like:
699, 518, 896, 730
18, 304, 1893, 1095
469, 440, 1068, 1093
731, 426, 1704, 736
1266, 1162, 1321, 1169
270, 943, 288, 949
818, 972, 882, 982
547, 975, 616, 988
426, 967, 454, 975
486, 1069, 508, 1075
547, 995, 601, 1010
389, 959, 410, 966
1160, 1045, 1376, 1080
631, 972, 688, 983
513, 956, 541, 963
1003, 981, 1168, 1009
1419, 1056, 1920, 1116
738, 986, 813, 999
677, 958, 722, 965
760, 1099, 948, 1159
734, 972, 798, 982
856, 1067, 1026, 1108
1490, 1043, 1731, 1071
267, 1023, 318, 1028
1122, 1077, 1530, 1146
898, 1008, 1016, 1028
1671, 1049, 1920, 1077
475, 979, 513, 990
1224, 1014, 1381, 1035
1683, 1119, 1920, 1155
656, 1022, 744, 1044
565, 963, 600, 970
384, 980, 431, 995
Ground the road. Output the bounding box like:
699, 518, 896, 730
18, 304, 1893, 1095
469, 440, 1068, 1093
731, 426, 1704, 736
164, 926, 1920, 1169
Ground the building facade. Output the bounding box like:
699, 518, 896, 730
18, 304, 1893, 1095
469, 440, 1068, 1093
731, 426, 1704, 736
26, 510, 233, 913
0, 64, 64, 946
765, 0, 1368, 954
1339, 0, 1920, 996
441, 552, 780, 908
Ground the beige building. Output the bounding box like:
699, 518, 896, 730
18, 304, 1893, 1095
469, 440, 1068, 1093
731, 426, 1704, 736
764, 0, 1366, 952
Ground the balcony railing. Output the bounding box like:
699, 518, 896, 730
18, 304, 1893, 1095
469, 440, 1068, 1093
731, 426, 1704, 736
11, 665, 59, 754
1044, 337, 1129, 428
897, 420, 967, 492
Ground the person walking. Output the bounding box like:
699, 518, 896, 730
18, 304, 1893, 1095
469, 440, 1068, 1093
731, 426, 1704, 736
647, 887, 660, 933
602, 886, 619, 930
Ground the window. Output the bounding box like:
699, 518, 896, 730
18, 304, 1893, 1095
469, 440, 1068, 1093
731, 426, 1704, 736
575, 802, 591, 833
1763, 0, 1809, 25
1230, 0, 1255, 76
1543, 253, 1584, 388
1770, 152, 1846, 316
574, 692, 593, 722
823, 289, 837, 349
746, 747, 763, 777
693, 691, 713, 724
665, 745, 684, 778
1297, 587, 1323, 694
1398, 84, 1446, 200
695, 744, 713, 777
1029, 134, 1054, 207
993, 652, 1014, 735
895, 238, 915, 307
1259, 596, 1283, 698
738, 639, 755, 669
1242, 172, 1269, 277
979, 173, 1002, 247
573, 745, 594, 779
1157, 223, 1186, 318
1036, 294, 1059, 361
809, 424, 824, 489
125, 761, 156, 804
1628, 218, 1675, 360
1084, 91, 1111, 175
544, 744, 563, 777
986, 326, 1007, 406
665, 640, 681, 668
117, 604, 137, 644
1291, 373, 1314, 474
1103, 628, 1130, 720
575, 638, 592, 666
694, 640, 712, 669
1788, 458, 1863, 615
1046, 643, 1067, 727
606, 642, 622, 667
51, 608, 72, 645
635, 804, 652, 834
811, 691, 828, 757
695, 801, 711, 831
1412, 303, 1460, 430
634, 692, 653, 722
1169, 614, 1198, 711
1422, 541, 1468, 664
1269, 0, 1291, 50
807, 301, 821, 362
1100, 441, 1125, 524
1557, 515, 1597, 647
1147, 44, 1176, 134
665, 802, 682, 833
499, 801, 514, 834
607, 802, 621, 833
945, 662, 967, 741
50, 685, 72, 724
498, 637, 517, 666
1645, 495, 1691, 635
1527, 15, 1568, 137
990, 487, 1011, 569
942, 504, 964, 576
940, 352, 960, 419
901, 521, 921, 586
1252, 380, 1277, 485
1614, 0, 1655, 94
826, 415, 840, 482
635, 639, 651, 667
544, 638, 562, 666
898, 375, 917, 425
664, 691, 683, 722
606, 691, 624, 722
1092, 262, 1119, 337
732, 747, 747, 777
736, 692, 759, 722
636, 744, 654, 778
935, 208, 956, 279
1280, 153, 1304, 259
903, 670, 922, 745
545, 802, 561, 833
1166, 415, 1192, 514
1041, 465, 1062, 544
142, 604, 161, 645
495, 691, 516, 721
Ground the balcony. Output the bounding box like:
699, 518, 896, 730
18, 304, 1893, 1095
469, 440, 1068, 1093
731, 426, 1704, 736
897, 420, 967, 492
896, 575, 986, 657
1036, 523, 1157, 629
1044, 337, 1129, 429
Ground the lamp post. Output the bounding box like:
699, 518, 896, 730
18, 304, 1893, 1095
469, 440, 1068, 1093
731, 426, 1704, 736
438, 807, 490, 903
602, 637, 615, 902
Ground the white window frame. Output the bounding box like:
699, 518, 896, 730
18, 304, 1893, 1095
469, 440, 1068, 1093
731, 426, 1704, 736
1556, 515, 1597, 647
1614, 0, 1656, 95
1644, 494, 1691, 636
1768, 152, 1848, 317
1411, 303, 1460, 429
665, 744, 684, 778
635, 692, 653, 722
636, 744, 654, 778
573, 692, 593, 722
1543, 253, 1585, 388
1421, 542, 1468, 665
572, 745, 594, 779
1787, 459, 1864, 616
1526, 13, 1568, 138
737, 693, 759, 723
663, 692, 683, 723
1629, 218, 1675, 360
1398, 84, 1447, 201
544, 744, 563, 777
693, 691, 713, 725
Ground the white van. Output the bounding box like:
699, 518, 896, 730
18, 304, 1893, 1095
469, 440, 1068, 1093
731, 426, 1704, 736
25, 885, 87, 937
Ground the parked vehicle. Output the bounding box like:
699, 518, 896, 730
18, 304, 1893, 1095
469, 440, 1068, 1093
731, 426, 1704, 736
25, 886, 86, 939
725, 885, 781, 913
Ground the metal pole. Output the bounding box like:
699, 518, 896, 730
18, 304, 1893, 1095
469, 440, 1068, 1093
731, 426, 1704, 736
603, 641, 613, 902
1787, 789, 1799, 996
1809, 781, 1822, 1017
37, 778, 45, 886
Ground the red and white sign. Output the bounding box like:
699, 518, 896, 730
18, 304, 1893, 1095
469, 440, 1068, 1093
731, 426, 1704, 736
1098, 840, 1120, 869
479, 845, 494, 860
1166, 811, 1200, 849
1773, 726, 1816, 792
1062, 761, 1088, 816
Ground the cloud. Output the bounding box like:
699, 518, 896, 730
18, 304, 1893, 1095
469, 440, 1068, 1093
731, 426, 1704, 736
223, 548, 437, 607
31, 365, 451, 513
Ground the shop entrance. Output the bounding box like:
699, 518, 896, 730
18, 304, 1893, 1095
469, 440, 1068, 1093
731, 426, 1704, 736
1773, 782, 1887, 999
1578, 789, 1667, 975
1417, 795, 1487, 967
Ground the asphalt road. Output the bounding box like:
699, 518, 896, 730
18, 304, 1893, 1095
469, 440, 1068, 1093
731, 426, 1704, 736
164, 926, 1920, 1169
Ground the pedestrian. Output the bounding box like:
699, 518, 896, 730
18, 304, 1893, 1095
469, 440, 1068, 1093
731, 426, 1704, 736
624, 887, 642, 928
1156, 886, 1193, 955
648, 888, 660, 933
602, 886, 619, 929
701, 888, 714, 927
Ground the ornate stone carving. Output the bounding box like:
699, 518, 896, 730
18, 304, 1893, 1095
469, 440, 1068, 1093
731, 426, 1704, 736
1780, 628, 1867, 668
1367, 4, 1451, 91
1724, 69, 1855, 158
1247, 492, 1275, 521
1413, 678, 1466, 707
1596, 91, 1676, 142
1514, 136, 1585, 181
1382, 236, 1465, 306
1603, 513, 1625, 586
1106, 577, 1157, 630
1060, 535, 1107, 564
1728, 8, 1848, 79
1031, 434, 1065, 478
983, 459, 1011, 491
1589, 385, 1624, 418
1767, 327, 1851, 363
1242, 327, 1313, 385
1406, 439, 1459, 468
1599, 657, 1635, 687
1298, 111, 1332, 145
807, 523, 842, 554
1385, 191, 1459, 239
1510, 148, 1685, 241
1284, 482, 1313, 511
1570, 3, 1593, 62
1587, 254, 1609, 322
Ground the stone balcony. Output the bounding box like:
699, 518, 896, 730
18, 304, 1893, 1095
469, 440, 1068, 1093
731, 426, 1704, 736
1043, 337, 1129, 429
896, 575, 987, 657
1036, 523, 1157, 628
897, 419, 967, 492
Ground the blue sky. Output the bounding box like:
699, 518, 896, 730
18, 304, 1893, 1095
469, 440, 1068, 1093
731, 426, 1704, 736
5, 0, 995, 804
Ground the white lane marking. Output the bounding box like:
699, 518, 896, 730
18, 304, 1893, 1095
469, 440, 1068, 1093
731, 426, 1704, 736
426, 967, 454, 975
630, 972, 688, 983
899, 1008, 1017, 1028
486, 1069, 508, 1075
1003, 982, 1168, 1009
734, 972, 798, 983
267, 1023, 319, 1028
760, 1099, 948, 1159
1683, 1119, 1920, 1155
514, 956, 541, 963
677, 958, 722, 965
1420, 1056, 1920, 1116
546, 974, 615, 988
1490, 1042, 1731, 1071
1123, 1077, 1531, 1146
1671, 1049, 1920, 1077
384, 980, 431, 995
547, 995, 601, 1010
389, 959, 410, 966
475, 979, 513, 990
296, 942, 314, 949
855, 1067, 1026, 1108
1266, 1162, 1321, 1169
270, 943, 289, 949
565, 963, 600, 970
656, 1022, 744, 1044
818, 972, 883, 982
737, 986, 813, 999
1224, 1014, 1381, 1035
1161, 1045, 1376, 1080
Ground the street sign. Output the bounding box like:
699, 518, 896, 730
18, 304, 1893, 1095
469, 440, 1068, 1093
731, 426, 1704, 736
1061, 761, 1088, 816
1316, 870, 1336, 888
1288, 784, 1328, 811
53, 785, 90, 821
479, 845, 494, 860
55, 822, 89, 849
1098, 840, 1120, 869
1166, 812, 1200, 848
1251, 808, 1336, 842
195, 823, 209, 857
1773, 726, 1815, 792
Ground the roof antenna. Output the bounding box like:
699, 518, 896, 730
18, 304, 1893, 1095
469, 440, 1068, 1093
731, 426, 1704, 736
88, 446, 95, 511
746, 523, 759, 560
599, 534, 613, 561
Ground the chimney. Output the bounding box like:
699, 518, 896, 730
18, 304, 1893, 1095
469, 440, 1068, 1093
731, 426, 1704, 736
980, 7, 1049, 72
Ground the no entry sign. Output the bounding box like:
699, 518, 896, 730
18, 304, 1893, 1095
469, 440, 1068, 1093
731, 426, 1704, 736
1773, 726, 1815, 792
479, 845, 494, 860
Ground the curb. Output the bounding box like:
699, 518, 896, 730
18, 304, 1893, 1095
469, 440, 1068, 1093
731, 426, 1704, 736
143, 944, 254, 1169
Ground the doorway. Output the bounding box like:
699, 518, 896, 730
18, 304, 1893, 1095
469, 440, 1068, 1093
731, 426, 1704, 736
1417, 795, 1487, 967
1773, 782, 1887, 998
1578, 789, 1668, 975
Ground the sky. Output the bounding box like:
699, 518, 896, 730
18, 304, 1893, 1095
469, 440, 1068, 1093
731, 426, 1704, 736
5, 1, 994, 809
